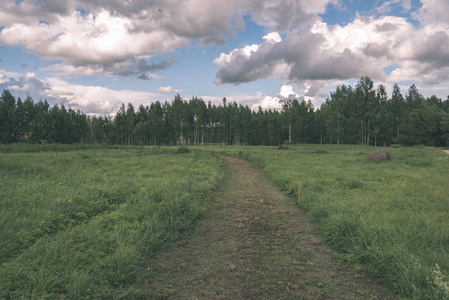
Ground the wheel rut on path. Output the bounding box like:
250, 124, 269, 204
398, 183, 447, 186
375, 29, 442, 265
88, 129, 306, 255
145, 156, 394, 299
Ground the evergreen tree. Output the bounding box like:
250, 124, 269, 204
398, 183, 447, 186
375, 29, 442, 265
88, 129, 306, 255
405, 84, 424, 112
1, 80, 449, 147
0, 90, 17, 143
396, 109, 437, 146
390, 84, 405, 139
355, 76, 376, 145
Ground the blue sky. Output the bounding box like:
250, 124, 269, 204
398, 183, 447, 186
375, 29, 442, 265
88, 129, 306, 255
1, 0, 449, 115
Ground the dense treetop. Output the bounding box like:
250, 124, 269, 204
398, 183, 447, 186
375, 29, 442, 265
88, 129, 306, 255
1, 77, 449, 147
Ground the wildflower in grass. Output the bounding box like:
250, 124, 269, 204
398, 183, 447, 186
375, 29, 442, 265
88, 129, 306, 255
68, 199, 72, 203
57, 199, 60, 203
427, 263, 449, 297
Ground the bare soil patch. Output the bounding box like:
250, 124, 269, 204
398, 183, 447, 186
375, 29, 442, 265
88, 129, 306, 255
144, 156, 395, 299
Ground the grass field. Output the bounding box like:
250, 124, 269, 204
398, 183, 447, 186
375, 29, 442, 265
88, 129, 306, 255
2, 144, 449, 299
207, 144, 449, 299
0, 146, 222, 299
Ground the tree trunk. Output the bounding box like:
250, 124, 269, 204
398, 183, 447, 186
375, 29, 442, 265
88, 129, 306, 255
289, 124, 292, 144
361, 118, 364, 145
337, 113, 340, 145
396, 115, 399, 137
367, 118, 370, 146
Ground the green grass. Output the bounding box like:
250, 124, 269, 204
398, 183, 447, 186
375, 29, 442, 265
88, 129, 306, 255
0, 146, 222, 299
3, 144, 449, 299
200, 144, 449, 299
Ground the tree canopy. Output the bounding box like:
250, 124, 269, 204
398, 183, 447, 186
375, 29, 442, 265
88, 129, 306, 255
2, 77, 449, 147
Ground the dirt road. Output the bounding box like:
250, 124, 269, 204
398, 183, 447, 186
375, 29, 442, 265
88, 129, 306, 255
144, 156, 394, 299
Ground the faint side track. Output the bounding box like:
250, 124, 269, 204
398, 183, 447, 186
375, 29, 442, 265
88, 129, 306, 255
144, 156, 395, 299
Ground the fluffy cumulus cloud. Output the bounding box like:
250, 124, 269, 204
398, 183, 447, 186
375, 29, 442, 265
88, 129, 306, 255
214, 14, 400, 96
0, 0, 342, 83
214, 21, 389, 92
247, 83, 312, 111
0, 71, 164, 115
0, 68, 21, 85
0, 0, 258, 80
2, 0, 449, 113
44, 77, 162, 115
157, 86, 184, 93
211, 84, 314, 111
200, 92, 283, 111
215, 83, 317, 111
0, 72, 52, 99
414, 0, 449, 25
0, 6, 182, 79
213, 0, 449, 100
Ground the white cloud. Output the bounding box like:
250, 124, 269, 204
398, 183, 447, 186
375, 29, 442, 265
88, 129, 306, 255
0, 68, 21, 84
208, 84, 320, 111
248, 83, 322, 111
0, 0, 341, 83
0, 9, 181, 79
7, 85, 21, 91
199, 92, 283, 111
402, 0, 412, 11
214, 6, 449, 100
279, 84, 297, 98
44, 77, 162, 114
0, 70, 162, 115
376, 1, 396, 14
263, 32, 282, 43
414, 0, 449, 25
376, 0, 411, 14
43, 64, 105, 77
42, 57, 174, 79
312, 15, 413, 55
157, 86, 184, 93
0, 0, 265, 69
214, 15, 398, 91
251, 95, 283, 111
2, 0, 449, 108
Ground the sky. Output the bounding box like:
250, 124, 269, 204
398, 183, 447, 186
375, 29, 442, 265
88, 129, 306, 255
1, 0, 449, 115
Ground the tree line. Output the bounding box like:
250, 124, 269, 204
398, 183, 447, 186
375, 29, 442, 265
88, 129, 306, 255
1, 76, 449, 147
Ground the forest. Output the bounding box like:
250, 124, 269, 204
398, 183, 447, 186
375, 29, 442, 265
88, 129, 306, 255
1, 76, 449, 147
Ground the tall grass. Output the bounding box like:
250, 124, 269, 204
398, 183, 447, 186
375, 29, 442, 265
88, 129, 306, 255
205, 144, 449, 299
0, 147, 222, 299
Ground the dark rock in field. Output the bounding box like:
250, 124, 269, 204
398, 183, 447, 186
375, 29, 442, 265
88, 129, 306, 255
367, 150, 391, 161
279, 144, 289, 149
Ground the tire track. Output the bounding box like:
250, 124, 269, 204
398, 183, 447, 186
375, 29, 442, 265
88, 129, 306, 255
144, 156, 394, 299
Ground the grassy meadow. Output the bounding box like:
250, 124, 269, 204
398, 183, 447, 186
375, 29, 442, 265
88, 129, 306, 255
207, 144, 449, 299
2, 144, 449, 299
0, 146, 222, 299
